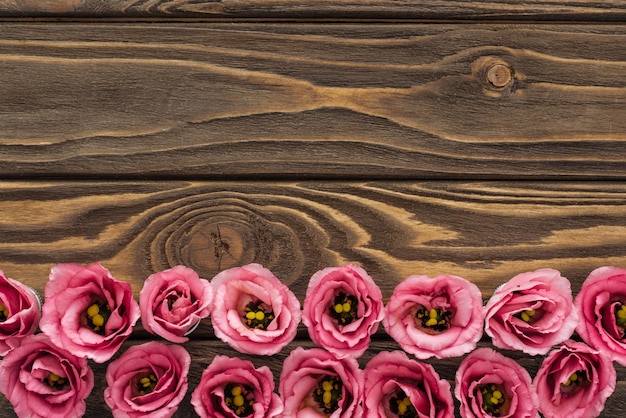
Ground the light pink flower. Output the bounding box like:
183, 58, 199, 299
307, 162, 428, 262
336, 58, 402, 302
575, 265, 626, 366
0, 333, 94, 418
455, 347, 539, 418
383, 274, 483, 359
534, 340, 615, 418
363, 350, 454, 418
302, 264, 384, 358
191, 355, 283, 418
104, 341, 190, 418
484, 268, 578, 355
139, 265, 213, 343
39, 263, 140, 363
210, 263, 301, 355
0, 270, 41, 355
279, 347, 363, 417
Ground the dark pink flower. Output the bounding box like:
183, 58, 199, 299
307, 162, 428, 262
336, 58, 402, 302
191, 355, 283, 418
104, 341, 190, 418
279, 347, 363, 417
0, 333, 94, 418
210, 263, 301, 355
383, 274, 483, 359
39, 263, 140, 363
575, 265, 626, 366
139, 265, 213, 343
302, 264, 384, 358
484, 268, 578, 355
363, 350, 454, 418
534, 340, 615, 418
455, 347, 539, 418
0, 270, 41, 355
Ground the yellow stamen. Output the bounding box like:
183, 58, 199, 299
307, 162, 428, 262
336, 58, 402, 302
342, 302, 351, 312
526, 309, 536, 317
322, 381, 333, 391
429, 309, 437, 319
245, 311, 256, 320
493, 390, 503, 400
233, 395, 244, 407
231, 386, 242, 396
91, 314, 105, 327
569, 372, 578, 382
255, 311, 265, 321
322, 391, 332, 404
425, 318, 438, 327
398, 403, 407, 415
49, 373, 60, 382
87, 304, 99, 317
334, 304, 344, 313
521, 312, 531, 322
618, 310, 626, 319
490, 397, 499, 404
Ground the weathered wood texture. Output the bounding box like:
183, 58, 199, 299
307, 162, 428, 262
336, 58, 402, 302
1, 0, 626, 20
1, 23, 626, 179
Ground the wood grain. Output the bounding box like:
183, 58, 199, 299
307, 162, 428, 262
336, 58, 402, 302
1, 0, 626, 21
2, 180, 626, 300
1, 23, 625, 179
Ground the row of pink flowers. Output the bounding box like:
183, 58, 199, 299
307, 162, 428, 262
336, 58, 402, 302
0, 262, 625, 417
0, 332, 616, 418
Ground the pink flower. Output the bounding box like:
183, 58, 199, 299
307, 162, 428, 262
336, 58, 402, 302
0, 333, 94, 418
383, 274, 483, 359
534, 340, 616, 418
39, 263, 140, 363
139, 265, 213, 343
302, 264, 384, 358
0, 270, 41, 355
191, 355, 283, 418
210, 263, 301, 355
484, 268, 578, 355
455, 347, 539, 418
575, 265, 626, 365
363, 350, 454, 418
104, 341, 190, 418
279, 347, 363, 417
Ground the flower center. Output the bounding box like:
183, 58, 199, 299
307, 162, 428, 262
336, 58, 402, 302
135, 373, 158, 396
243, 300, 274, 330
0, 301, 9, 321
615, 304, 626, 328
479, 384, 508, 417
84, 302, 111, 334
330, 293, 358, 325
224, 383, 255, 417
560, 370, 587, 394
313, 376, 343, 415
415, 306, 452, 333
44, 372, 68, 390
516, 308, 537, 323
389, 390, 418, 418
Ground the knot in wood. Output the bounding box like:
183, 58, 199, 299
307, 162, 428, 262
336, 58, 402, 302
486, 64, 513, 89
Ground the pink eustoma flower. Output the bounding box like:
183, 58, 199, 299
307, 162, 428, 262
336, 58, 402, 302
302, 264, 384, 358
363, 350, 454, 418
575, 265, 626, 366
383, 273, 483, 359
210, 263, 301, 355
279, 347, 363, 417
139, 265, 213, 343
104, 341, 190, 418
191, 355, 283, 418
534, 340, 616, 418
39, 263, 140, 363
0, 334, 94, 418
0, 270, 41, 355
455, 347, 539, 418
484, 268, 578, 356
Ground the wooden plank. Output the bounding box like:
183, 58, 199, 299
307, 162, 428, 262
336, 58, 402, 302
2, 180, 626, 299
1, 23, 626, 179
0, 0, 626, 21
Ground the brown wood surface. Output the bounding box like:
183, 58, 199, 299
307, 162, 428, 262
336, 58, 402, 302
1, 8, 626, 418
1, 0, 626, 20
1, 23, 626, 179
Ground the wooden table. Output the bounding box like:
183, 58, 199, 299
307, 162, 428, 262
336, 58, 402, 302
0, 1, 625, 416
